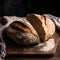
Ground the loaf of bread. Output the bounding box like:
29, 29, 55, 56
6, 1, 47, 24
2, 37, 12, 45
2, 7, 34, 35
26, 14, 55, 42
6, 18, 40, 45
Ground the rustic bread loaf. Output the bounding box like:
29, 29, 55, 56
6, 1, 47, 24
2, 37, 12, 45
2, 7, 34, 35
26, 14, 55, 42
6, 18, 40, 45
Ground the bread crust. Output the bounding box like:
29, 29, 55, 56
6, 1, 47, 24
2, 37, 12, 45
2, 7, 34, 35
6, 19, 40, 45
26, 14, 55, 42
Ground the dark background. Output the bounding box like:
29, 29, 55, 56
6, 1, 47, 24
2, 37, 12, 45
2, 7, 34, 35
0, 0, 60, 16
32, 0, 60, 16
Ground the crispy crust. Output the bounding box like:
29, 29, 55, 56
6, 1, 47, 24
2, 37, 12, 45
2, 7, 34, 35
26, 14, 55, 42
6, 20, 40, 45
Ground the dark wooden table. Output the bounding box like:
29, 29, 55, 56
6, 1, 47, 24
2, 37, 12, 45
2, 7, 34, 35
5, 30, 60, 60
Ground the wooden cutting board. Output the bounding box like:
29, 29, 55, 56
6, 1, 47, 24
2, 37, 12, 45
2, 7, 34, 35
2, 30, 58, 56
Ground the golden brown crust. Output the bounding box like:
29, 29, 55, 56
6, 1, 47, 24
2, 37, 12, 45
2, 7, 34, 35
26, 14, 55, 42
6, 20, 40, 45
10, 21, 31, 32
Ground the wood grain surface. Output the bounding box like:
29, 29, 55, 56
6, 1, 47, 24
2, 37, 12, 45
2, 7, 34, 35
0, 29, 56, 55
5, 30, 60, 60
